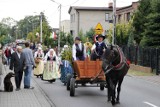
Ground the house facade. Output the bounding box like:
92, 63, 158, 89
68, 6, 113, 38
60, 20, 70, 33
116, 2, 139, 23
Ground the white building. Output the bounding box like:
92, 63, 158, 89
68, 6, 113, 38
60, 20, 70, 33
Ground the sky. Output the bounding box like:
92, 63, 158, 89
0, 0, 139, 28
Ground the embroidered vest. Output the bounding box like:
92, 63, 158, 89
95, 42, 106, 56
75, 44, 84, 57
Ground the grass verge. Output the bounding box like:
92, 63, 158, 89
128, 69, 156, 76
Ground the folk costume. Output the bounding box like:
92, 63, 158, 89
84, 42, 92, 58
33, 47, 44, 77
42, 49, 60, 82
72, 37, 86, 61
91, 34, 107, 60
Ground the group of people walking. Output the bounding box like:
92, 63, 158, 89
10, 42, 35, 90
2, 33, 107, 91
6, 42, 60, 91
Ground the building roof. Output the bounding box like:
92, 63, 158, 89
68, 6, 113, 13
117, 2, 138, 11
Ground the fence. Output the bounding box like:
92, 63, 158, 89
121, 45, 160, 75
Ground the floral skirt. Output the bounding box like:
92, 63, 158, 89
42, 61, 60, 81
34, 60, 44, 76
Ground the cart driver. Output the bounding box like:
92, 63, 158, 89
72, 37, 86, 61
91, 34, 107, 60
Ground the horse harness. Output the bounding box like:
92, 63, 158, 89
104, 45, 129, 74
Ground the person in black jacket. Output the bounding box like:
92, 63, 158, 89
91, 34, 107, 60
72, 37, 86, 61
9, 46, 25, 91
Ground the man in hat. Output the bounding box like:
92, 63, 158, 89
72, 37, 86, 61
91, 34, 107, 60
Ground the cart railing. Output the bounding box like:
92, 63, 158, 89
73, 58, 105, 80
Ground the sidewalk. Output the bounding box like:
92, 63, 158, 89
0, 64, 54, 107
135, 75, 160, 85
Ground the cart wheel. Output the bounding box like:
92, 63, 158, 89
100, 83, 105, 91
70, 78, 75, 96
66, 73, 72, 90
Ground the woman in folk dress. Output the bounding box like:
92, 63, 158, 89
33, 47, 44, 78
43, 49, 60, 83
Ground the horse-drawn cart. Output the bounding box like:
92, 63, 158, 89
67, 58, 106, 96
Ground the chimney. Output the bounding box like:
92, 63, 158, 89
108, 2, 113, 8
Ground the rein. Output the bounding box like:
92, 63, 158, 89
104, 45, 125, 74
113, 46, 124, 70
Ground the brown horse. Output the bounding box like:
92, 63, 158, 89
102, 45, 130, 105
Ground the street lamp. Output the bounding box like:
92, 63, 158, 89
50, 0, 62, 56
112, 0, 116, 45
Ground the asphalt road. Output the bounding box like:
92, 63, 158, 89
34, 76, 160, 107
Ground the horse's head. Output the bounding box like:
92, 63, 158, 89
102, 45, 120, 73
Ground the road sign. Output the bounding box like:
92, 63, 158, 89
95, 23, 103, 34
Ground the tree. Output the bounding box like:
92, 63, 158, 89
66, 33, 74, 46
0, 35, 11, 45
1, 17, 17, 28
0, 23, 10, 36
26, 32, 35, 42
132, 0, 152, 45
17, 15, 40, 39
141, 0, 160, 47
78, 29, 87, 43
85, 28, 95, 43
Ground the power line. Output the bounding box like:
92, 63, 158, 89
62, 0, 80, 7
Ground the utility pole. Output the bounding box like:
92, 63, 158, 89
112, 0, 116, 45
58, 4, 62, 56
40, 12, 43, 43
50, 0, 62, 56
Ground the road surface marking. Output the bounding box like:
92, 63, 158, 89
143, 101, 158, 107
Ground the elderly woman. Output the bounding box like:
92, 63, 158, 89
42, 49, 60, 83
34, 47, 44, 78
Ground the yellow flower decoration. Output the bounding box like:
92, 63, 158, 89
84, 42, 92, 48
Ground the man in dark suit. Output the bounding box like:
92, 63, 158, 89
10, 46, 25, 91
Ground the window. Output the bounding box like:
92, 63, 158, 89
118, 15, 121, 23
127, 12, 130, 22
105, 13, 109, 21
109, 13, 113, 23
70, 30, 74, 36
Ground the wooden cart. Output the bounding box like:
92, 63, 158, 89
67, 58, 106, 96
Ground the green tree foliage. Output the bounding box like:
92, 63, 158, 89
0, 35, 11, 45
116, 23, 130, 45
61, 47, 72, 63
78, 29, 87, 43
17, 15, 40, 39
107, 22, 133, 46
66, 33, 74, 46
0, 21, 13, 45
85, 28, 95, 43
132, 0, 152, 44
77, 29, 96, 43
26, 32, 35, 42
141, 0, 160, 47
106, 28, 113, 44
0, 23, 10, 36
